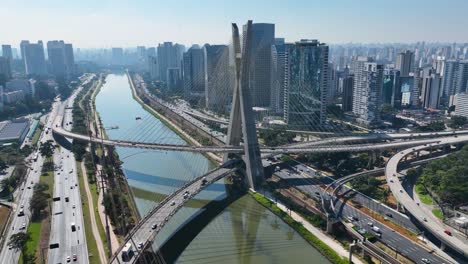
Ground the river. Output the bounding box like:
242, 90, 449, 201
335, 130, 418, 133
95, 73, 331, 264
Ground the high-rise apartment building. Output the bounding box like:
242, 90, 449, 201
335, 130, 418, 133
166, 68, 181, 91
111, 48, 124, 65
352, 57, 384, 126
442, 60, 468, 99
0, 57, 12, 80
47, 40, 75, 78
157, 42, 184, 82
183, 45, 205, 99
22, 41, 47, 75
421, 73, 442, 109
148, 56, 158, 80
243, 23, 274, 107
204, 44, 230, 113
396, 50, 414, 76
2, 45, 13, 64
453, 93, 468, 118
284, 40, 329, 129
342, 75, 354, 112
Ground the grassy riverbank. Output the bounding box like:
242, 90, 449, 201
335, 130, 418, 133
126, 71, 221, 165
249, 191, 348, 264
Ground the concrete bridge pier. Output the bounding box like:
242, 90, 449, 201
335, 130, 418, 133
326, 214, 336, 234
440, 242, 446, 251
349, 240, 357, 263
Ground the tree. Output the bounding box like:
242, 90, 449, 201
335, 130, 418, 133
29, 183, 50, 220
406, 168, 419, 183
8, 232, 30, 251
39, 140, 55, 158
449, 115, 468, 129
0, 158, 7, 172
418, 121, 445, 132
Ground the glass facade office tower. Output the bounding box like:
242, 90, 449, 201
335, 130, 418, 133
183, 45, 205, 99
243, 23, 275, 107
21, 41, 47, 75
284, 39, 329, 129
204, 44, 230, 113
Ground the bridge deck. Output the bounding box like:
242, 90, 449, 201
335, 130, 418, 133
109, 166, 237, 264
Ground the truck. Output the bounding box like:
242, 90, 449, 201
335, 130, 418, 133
371, 226, 381, 233
121, 243, 134, 261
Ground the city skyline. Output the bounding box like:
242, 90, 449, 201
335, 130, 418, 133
2, 0, 468, 48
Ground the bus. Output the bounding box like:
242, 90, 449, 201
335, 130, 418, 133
121, 243, 134, 261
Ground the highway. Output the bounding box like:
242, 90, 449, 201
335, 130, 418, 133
109, 166, 236, 264
274, 163, 449, 264
0, 102, 60, 264
54, 124, 468, 155
48, 86, 89, 264
386, 135, 468, 259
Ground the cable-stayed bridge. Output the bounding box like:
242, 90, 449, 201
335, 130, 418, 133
51, 21, 468, 264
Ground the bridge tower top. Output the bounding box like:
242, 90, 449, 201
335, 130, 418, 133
224, 20, 264, 190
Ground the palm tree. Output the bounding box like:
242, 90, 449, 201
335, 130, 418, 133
39, 140, 55, 158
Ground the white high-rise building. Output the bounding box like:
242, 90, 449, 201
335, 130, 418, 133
352, 57, 383, 126
453, 93, 468, 118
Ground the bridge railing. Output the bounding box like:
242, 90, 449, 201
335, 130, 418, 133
109, 166, 235, 262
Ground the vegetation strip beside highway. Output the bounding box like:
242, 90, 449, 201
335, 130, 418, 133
22, 157, 54, 263
77, 162, 107, 264
249, 191, 348, 264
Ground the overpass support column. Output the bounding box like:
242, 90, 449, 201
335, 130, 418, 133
440, 242, 446, 251
326, 214, 335, 234
349, 241, 357, 263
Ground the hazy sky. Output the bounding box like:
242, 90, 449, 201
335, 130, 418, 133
2, 0, 468, 48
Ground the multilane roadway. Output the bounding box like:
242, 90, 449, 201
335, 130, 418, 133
109, 166, 236, 264
386, 135, 468, 258
48, 87, 89, 264
0, 101, 60, 264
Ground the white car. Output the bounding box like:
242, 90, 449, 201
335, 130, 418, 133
170, 201, 176, 206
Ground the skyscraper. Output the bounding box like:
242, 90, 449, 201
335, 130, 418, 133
0, 57, 12, 80
396, 50, 414, 76
442, 60, 468, 99
270, 38, 290, 115
243, 23, 275, 107
421, 73, 442, 109
157, 42, 183, 82
22, 41, 47, 75
148, 56, 159, 80
284, 39, 329, 129
2, 45, 13, 62
47, 40, 75, 78
111, 48, 124, 65
204, 44, 230, 113
183, 45, 205, 99
342, 75, 354, 112
352, 57, 384, 126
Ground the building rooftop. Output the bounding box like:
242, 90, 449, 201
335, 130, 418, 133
0, 120, 29, 142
